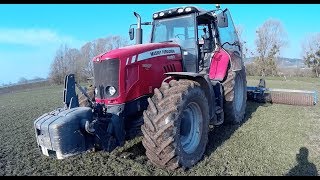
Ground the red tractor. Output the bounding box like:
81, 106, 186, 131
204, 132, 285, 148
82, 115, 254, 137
34, 5, 247, 170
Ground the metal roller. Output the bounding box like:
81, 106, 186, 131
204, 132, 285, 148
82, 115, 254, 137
265, 89, 317, 106
247, 79, 318, 106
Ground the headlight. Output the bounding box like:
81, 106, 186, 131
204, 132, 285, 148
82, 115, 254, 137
177, 8, 183, 13
159, 12, 164, 17
185, 7, 192, 12
106, 86, 116, 96
153, 13, 158, 18
95, 88, 98, 95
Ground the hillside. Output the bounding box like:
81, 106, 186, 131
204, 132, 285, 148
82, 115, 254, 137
245, 57, 306, 68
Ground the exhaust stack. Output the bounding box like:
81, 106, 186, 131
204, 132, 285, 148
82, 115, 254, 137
134, 12, 142, 44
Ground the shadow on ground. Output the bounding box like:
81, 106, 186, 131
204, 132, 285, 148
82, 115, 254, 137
118, 101, 268, 167
204, 101, 268, 156
286, 147, 318, 176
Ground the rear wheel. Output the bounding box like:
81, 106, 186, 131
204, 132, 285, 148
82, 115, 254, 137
78, 84, 95, 107
222, 64, 247, 124
142, 79, 209, 170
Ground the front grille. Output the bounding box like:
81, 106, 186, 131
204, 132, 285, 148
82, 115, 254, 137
93, 59, 119, 99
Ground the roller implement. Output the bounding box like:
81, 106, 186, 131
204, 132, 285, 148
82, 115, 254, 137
247, 79, 317, 106
34, 5, 317, 170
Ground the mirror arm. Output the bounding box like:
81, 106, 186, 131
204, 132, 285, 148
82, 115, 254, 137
141, 22, 152, 25
129, 22, 151, 29
130, 24, 137, 28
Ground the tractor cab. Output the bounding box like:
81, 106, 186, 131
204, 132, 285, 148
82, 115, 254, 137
130, 5, 242, 74
151, 6, 216, 73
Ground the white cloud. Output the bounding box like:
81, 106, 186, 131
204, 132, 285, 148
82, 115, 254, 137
0, 28, 84, 48
0, 28, 87, 84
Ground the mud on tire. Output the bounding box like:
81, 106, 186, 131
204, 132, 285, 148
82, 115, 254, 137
78, 85, 95, 107
222, 64, 247, 124
141, 79, 209, 170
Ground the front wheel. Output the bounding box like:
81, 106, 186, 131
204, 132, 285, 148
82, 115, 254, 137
142, 79, 209, 170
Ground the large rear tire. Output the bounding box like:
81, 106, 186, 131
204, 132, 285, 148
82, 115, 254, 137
78, 84, 95, 107
142, 79, 210, 170
222, 64, 247, 124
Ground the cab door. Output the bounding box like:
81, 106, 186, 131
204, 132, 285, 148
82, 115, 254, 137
216, 9, 243, 71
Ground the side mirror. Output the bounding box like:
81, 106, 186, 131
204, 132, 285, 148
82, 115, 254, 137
129, 28, 135, 40
217, 11, 228, 28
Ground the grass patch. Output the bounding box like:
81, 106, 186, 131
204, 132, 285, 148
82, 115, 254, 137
0, 77, 319, 175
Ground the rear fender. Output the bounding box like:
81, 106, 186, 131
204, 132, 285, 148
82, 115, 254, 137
209, 48, 242, 81
165, 72, 216, 120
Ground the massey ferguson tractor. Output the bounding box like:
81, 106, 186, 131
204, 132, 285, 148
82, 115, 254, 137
33, 5, 317, 170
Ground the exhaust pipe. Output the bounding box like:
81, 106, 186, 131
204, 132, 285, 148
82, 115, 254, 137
134, 12, 142, 44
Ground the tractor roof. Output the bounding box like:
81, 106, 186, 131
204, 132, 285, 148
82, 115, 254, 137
152, 6, 210, 20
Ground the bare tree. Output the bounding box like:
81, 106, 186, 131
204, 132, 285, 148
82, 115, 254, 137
79, 35, 129, 79
106, 35, 129, 50
80, 42, 95, 78
49, 44, 69, 84
254, 19, 288, 76
301, 33, 320, 77
18, 77, 28, 84
65, 48, 82, 80
93, 35, 129, 54
235, 25, 250, 58
49, 35, 129, 84
93, 38, 108, 56
49, 44, 82, 84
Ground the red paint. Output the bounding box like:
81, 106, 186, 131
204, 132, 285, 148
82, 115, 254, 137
93, 43, 181, 61
94, 42, 182, 105
209, 48, 230, 81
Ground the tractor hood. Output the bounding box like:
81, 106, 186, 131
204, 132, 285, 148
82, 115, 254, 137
93, 42, 181, 62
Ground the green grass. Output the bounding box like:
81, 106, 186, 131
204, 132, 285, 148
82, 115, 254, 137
247, 76, 320, 90
0, 77, 319, 175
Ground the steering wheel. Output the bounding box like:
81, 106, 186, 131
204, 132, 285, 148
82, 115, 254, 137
175, 34, 185, 39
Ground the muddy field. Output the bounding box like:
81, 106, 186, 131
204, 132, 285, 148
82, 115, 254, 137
0, 76, 319, 176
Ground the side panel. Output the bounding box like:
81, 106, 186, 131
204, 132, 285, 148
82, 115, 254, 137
208, 48, 230, 81
124, 54, 183, 102
216, 9, 243, 72
95, 46, 183, 105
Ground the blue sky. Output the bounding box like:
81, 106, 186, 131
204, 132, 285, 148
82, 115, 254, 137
0, 4, 319, 85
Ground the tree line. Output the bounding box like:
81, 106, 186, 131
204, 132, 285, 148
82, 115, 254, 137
239, 19, 320, 78
49, 36, 129, 84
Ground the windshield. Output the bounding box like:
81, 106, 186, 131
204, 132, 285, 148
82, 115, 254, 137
151, 14, 196, 49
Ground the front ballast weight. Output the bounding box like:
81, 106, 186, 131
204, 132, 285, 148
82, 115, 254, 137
34, 74, 125, 159
34, 107, 94, 159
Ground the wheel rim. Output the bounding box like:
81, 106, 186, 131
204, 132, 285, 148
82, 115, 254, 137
180, 102, 202, 154
235, 74, 244, 113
